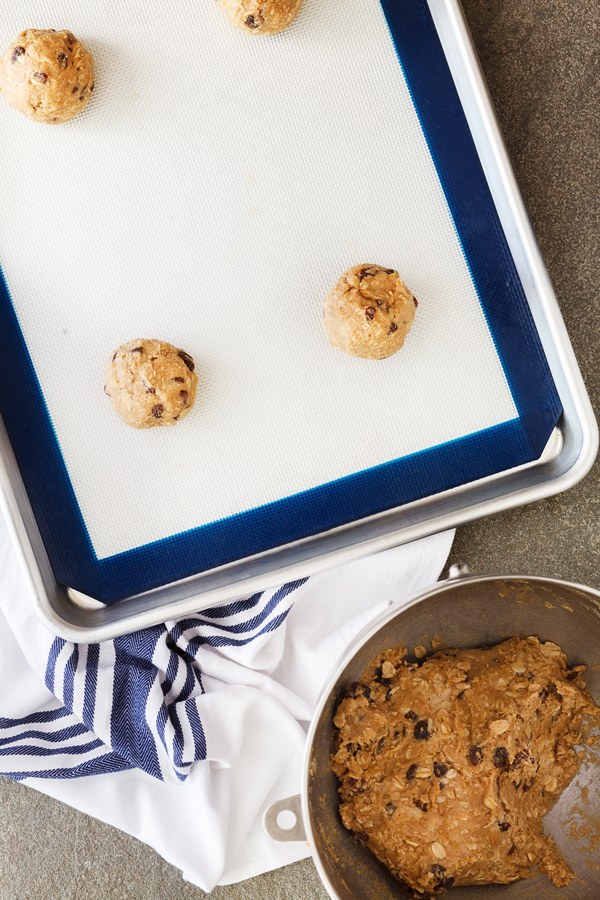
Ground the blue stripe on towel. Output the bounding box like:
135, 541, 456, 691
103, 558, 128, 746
82, 644, 100, 731
0, 723, 89, 747
171, 586, 301, 640
175, 665, 196, 705
186, 700, 207, 763
45, 637, 67, 694
197, 593, 265, 619
186, 607, 293, 652
169, 706, 185, 772
0, 708, 71, 728
63, 645, 79, 711
0, 738, 105, 757
155, 704, 169, 759
6, 753, 134, 782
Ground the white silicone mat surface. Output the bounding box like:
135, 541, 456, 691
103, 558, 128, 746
0, 0, 516, 560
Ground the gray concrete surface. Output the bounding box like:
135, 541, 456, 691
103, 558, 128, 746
1, 0, 599, 896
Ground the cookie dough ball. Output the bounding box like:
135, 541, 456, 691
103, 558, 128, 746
0, 29, 94, 124
216, 0, 303, 35
323, 264, 417, 360
104, 339, 198, 429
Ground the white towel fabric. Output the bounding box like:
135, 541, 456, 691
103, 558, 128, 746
0, 510, 454, 891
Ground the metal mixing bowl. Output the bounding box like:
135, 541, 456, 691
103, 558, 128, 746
264, 570, 600, 899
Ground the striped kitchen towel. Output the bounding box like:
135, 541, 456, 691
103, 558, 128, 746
0, 512, 454, 890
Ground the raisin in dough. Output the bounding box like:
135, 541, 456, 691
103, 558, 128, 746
105, 339, 198, 429
0, 29, 94, 124
332, 636, 600, 896
216, 0, 303, 35
323, 264, 417, 360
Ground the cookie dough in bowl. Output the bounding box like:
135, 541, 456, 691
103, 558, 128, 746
0, 29, 94, 124
331, 636, 600, 896
265, 573, 600, 900
104, 339, 198, 429
216, 0, 303, 35
323, 264, 417, 360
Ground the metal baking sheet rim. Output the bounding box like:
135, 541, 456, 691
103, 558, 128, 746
0, 0, 597, 643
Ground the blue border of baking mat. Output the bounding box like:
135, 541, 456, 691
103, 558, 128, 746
0, 0, 562, 602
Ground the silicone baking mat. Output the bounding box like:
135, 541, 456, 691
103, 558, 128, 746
0, 0, 561, 602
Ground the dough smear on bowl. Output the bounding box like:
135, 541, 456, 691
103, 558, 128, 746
0, 29, 94, 123
105, 339, 198, 429
331, 636, 600, 896
323, 264, 417, 360
216, 0, 303, 35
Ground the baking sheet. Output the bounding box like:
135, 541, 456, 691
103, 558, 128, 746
0, 0, 560, 601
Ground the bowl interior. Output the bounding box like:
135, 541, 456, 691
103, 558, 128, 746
307, 576, 600, 900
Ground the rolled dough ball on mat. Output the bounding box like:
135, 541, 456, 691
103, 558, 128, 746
216, 0, 303, 35
105, 339, 198, 429
323, 264, 418, 360
0, 29, 94, 124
